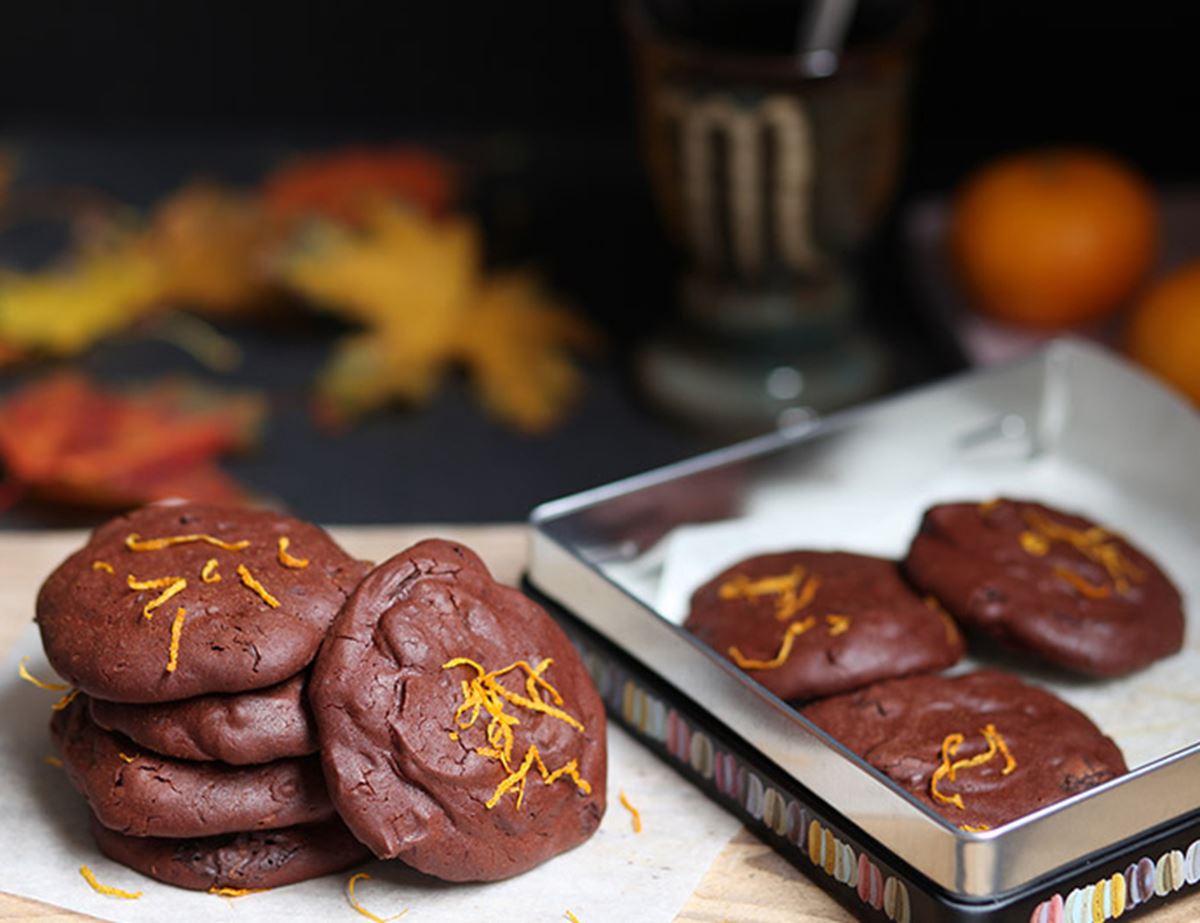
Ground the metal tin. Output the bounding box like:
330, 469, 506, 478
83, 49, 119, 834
527, 339, 1200, 919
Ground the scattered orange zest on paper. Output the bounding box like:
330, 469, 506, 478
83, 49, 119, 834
18, 657, 67, 691
79, 864, 142, 899
346, 872, 407, 922
51, 688, 80, 711
208, 886, 269, 897
619, 790, 643, 833
238, 564, 280, 607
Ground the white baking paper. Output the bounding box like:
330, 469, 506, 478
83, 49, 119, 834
651, 451, 1200, 770
0, 628, 739, 923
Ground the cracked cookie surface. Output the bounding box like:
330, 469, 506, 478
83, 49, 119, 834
310, 538, 607, 881
51, 695, 334, 838
903, 498, 1184, 676
802, 669, 1127, 829
90, 814, 369, 890
685, 551, 965, 701
36, 502, 369, 703
89, 671, 317, 765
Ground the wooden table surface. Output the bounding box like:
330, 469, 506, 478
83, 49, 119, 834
1, 525, 1196, 923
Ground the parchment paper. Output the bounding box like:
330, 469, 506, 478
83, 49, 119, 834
0, 584, 739, 922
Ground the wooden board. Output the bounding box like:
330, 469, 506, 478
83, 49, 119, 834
2, 525, 1196, 922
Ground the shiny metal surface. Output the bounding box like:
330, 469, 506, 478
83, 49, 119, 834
528, 339, 1200, 899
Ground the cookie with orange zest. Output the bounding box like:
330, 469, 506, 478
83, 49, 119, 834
36, 501, 369, 703
89, 671, 317, 765
310, 539, 606, 881
51, 695, 333, 838
903, 499, 1183, 676
802, 670, 1126, 829
89, 814, 368, 891
685, 551, 963, 701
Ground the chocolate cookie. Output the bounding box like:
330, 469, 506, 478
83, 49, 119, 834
310, 539, 606, 882
90, 815, 370, 891
36, 502, 369, 702
51, 696, 334, 838
903, 499, 1184, 676
802, 670, 1128, 830
685, 551, 965, 701
89, 672, 317, 765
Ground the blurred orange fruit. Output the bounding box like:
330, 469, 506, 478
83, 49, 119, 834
1126, 261, 1200, 406
950, 149, 1157, 327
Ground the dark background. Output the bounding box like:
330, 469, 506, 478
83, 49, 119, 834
0, 1, 1195, 524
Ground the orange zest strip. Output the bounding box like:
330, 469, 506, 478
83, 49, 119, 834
118, 752, 137, 763
201, 558, 221, 583
237, 564, 280, 607
566, 913, 583, 923
959, 823, 991, 832
126, 532, 251, 552
442, 657, 591, 810
18, 657, 67, 691
1019, 531, 1049, 556
346, 872, 407, 922
718, 567, 820, 622
930, 724, 1017, 811
44, 755, 63, 768
977, 498, 1003, 514
1053, 566, 1112, 599
166, 607, 186, 673
79, 864, 142, 899
128, 574, 187, 620
619, 790, 643, 833
208, 886, 269, 897
51, 688, 80, 711
825, 614, 851, 637
91, 561, 115, 574
1022, 509, 1144, 593
728, 617, 815, 671
277, 536, 310, 569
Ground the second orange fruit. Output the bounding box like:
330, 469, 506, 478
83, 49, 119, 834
950, 149, 1157, 328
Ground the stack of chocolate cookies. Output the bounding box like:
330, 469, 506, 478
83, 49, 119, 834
35, 502, 609, 891
684, 497, 1185, 830
37, 503, 373, 892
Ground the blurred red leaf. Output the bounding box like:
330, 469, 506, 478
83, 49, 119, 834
261, 147, 457, 227
0, 374, 265, 510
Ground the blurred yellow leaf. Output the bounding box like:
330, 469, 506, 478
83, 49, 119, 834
282, 204, 597, 432
457, 273, 601, 432
0, 237, 165, 361
146, 182, 279, 314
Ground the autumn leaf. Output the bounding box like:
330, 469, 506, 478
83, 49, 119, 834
262, 147, 456, 226
0, 236, 165, 362
281, 203, 598, 431
0, 373, 264, 509
145, 182, 280, 315
457, 272, 601, 432
284, 206, 480, 413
